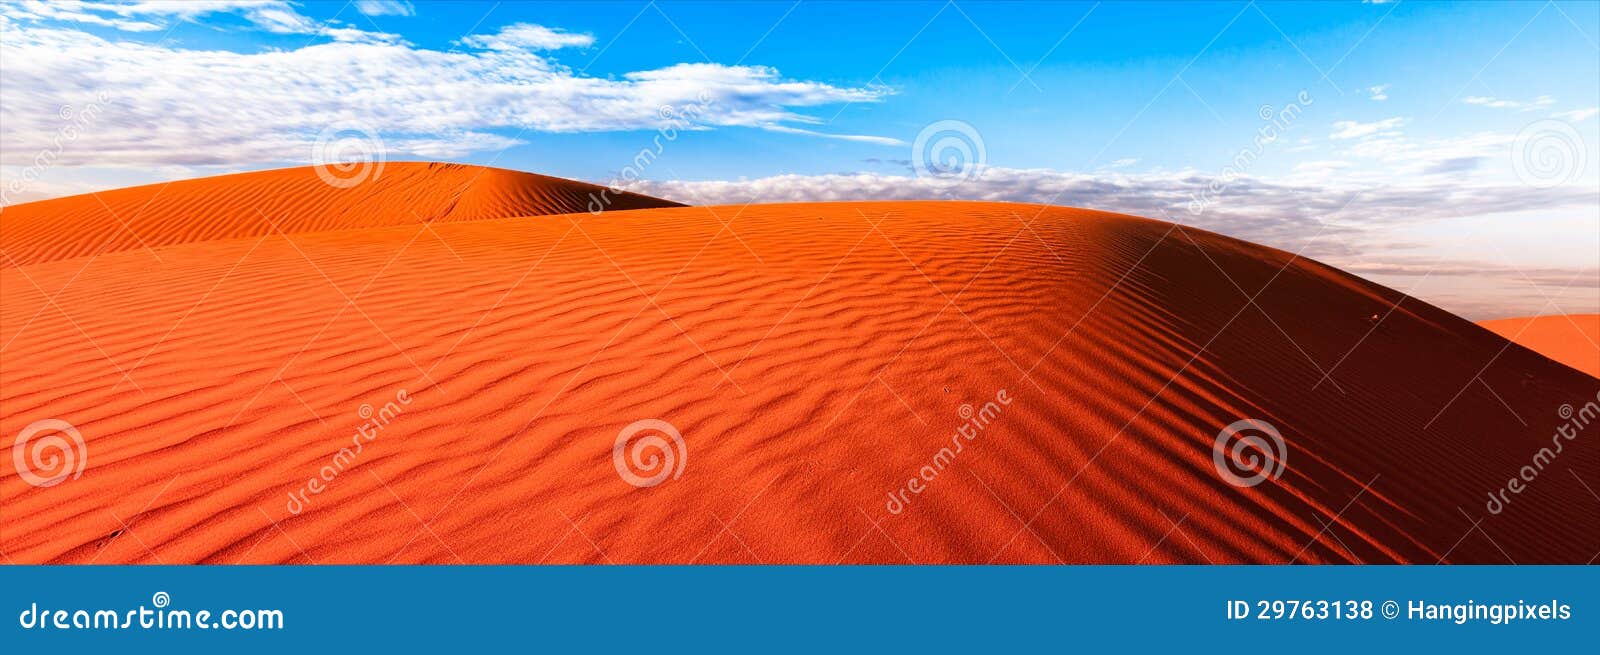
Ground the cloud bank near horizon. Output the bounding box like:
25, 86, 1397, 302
626, 166, 1593, 252
623, 167, 1598, 319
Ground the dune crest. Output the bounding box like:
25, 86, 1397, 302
3, 183, 1596, 563
1478, 315, 1600, 378
0, 162, 681, 267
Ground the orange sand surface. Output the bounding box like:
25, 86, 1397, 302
1478, 315, 1600, 378
0, 162, 679, 267
2, 167, 1597, 564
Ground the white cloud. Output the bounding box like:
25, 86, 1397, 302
1339, 130, 1513, 176
457, 22, 594, 50
759, 124, 904, 146
1366, 84, 1389, 101
355, 0, 414, 17
1462, 95, 1556, 111
322, 26, 405, 43
1555, 108, 1599, 123
1283, 137, 1317, 153
1330, 117, 1406, 140
1291, 160, 1351, 174
0, 21, 893, 169
1322, 117, 1512, 179
0, 1, 325, 34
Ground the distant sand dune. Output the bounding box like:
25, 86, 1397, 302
0, 162, 680, 267
1478, 315, 1600, 378
2, 168, 1596, 564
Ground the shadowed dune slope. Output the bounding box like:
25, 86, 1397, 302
1478, 315, 1600, 378
2, 200, 1596, 564
0, 162, 682, 267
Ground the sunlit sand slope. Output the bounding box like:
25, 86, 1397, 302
3, 200, 1595, 564
1479, 315, 1600, 378
0, 162, 681, 267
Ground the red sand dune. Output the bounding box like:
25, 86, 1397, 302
1478, 315, 1600, 378
2, 166, 1597, 564
0, 162, 680, 267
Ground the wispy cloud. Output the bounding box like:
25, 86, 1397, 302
1365, 84, 1389, 101
759, 124, 905, 146
1330, 117, 1406, 140
1420, 156, 1485, 175
1462, 95, 1556, 111
1554, 107, 1599, 123
1321, 114, 1523, 179
355, 0, 414, 17
1339, 130, 1513, 175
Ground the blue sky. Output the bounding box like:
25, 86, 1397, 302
1, 0, 1597, 318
